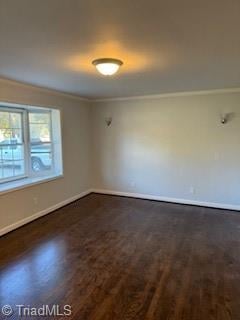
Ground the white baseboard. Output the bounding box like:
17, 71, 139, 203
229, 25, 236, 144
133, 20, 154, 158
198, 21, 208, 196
1, 188, 239, 237
0, 189, 92, 237
91, 189, 240, 211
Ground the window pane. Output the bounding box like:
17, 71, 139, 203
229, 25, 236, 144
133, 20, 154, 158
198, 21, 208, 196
12, 145, 25, 161
29, 112, 50, 124
29, 112, 51, 143
0, 128, 23, 144
29, 111, 52, 174
0, 144, 24, 161
0, 159, 25, 179
0, 161, 14, 179
31, 143, 52, 173
0, 160, 25, 179
10, 112, 22, 129
0, 110, 25, 182
13, 160, 25, 176
0, 111, 10, 129
29, 109, 62, 177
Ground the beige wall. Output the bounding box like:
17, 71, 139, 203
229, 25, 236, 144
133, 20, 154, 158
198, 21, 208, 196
0, 79, 91, 232
1, 82, 240, 234
92, 92, 240, 208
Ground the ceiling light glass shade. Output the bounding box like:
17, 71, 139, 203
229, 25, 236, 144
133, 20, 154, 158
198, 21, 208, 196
92, 58, 123, 76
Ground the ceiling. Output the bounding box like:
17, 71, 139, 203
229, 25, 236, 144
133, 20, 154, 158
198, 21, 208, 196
0, 0, 239, 100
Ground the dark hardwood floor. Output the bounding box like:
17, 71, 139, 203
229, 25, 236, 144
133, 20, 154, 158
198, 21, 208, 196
1, 193, 240, 319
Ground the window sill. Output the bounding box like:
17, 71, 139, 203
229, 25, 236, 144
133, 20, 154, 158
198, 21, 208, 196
0, 174, 64, 196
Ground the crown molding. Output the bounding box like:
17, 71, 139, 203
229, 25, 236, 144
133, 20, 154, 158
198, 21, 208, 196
93, 87, 240, 103
1, 77, 240, 103
0, 77, 90, 102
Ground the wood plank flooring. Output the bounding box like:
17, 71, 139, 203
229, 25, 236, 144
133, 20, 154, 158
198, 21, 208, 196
1, 193, 240, 319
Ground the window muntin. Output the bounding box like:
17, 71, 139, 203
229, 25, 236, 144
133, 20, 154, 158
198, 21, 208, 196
0, 105, 62, 186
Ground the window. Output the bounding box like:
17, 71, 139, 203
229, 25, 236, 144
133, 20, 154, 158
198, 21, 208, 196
0, 103, 63, 191
0, 108, 25, 182
29, 111, 53, 174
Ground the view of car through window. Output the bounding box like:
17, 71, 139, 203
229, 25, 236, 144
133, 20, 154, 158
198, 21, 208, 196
29, 111, 53, 173
30, 140, 52, 172
0, 108, 54, 183
0, 111, 25, 181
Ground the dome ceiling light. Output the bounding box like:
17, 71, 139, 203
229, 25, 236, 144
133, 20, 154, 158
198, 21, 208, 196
92, 58, 123, 76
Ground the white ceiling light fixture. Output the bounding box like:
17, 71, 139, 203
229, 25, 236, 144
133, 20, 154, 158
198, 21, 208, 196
92, 58, 123, 76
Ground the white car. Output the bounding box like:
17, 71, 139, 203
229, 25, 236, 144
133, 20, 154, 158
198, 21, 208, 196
0, 139, 52, 172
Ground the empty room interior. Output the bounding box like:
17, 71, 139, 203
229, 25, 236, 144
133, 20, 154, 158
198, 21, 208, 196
0, 1, 240, 319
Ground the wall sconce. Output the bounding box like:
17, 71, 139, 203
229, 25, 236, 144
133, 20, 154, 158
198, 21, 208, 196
220, 112, 236, 124
220, 112, 235, 124
105, 117, 112, 126
220, 113, 228, 124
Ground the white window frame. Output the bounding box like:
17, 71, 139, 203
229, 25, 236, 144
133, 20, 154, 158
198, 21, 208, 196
0, 103, 63, 190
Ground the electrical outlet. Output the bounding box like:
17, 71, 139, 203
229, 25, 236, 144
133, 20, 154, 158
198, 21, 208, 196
33, 197, 38, 205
